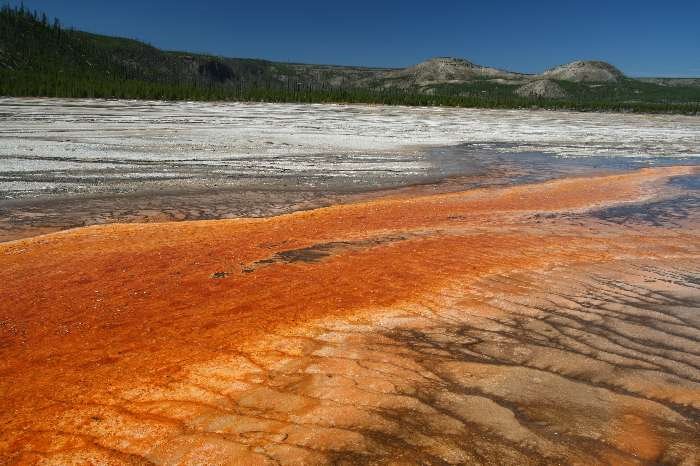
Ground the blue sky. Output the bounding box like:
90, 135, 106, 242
8, 0, 700, 76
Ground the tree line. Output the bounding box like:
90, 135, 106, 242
1, 4, 698, 115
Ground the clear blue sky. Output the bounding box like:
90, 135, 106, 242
8, 0, 700, 76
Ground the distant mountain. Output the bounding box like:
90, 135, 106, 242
381, 57, 528, 87
375, 58, 629, 88
542, 61, 625, 83
638, 77, 700, 87
1, 5, 699, 113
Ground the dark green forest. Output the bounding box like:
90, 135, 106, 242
1, 4, 699, 114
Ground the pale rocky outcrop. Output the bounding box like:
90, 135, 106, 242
542, 60, 625, 82
515, 79, 568, 99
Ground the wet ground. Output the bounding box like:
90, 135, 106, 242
1, 165, 698, 465
1, 98, 700, 242
1, 99, 699, 465
2, 147, 699, 242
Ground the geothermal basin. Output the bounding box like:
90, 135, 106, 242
1, 99, 699, 465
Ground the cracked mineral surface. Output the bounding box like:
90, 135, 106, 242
1, 162, 698, 464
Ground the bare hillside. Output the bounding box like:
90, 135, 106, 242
541, 60, 625, 82
383, 57, 529, 86
516, 79, 568, 99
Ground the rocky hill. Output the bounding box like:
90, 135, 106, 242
376, 58, 630, 89
541, 60, 625, 82
382, 57, 528, 87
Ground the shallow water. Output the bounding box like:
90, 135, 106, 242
2, 166, 698, 465
1, 98, 699, 243
2, 141, 699, 243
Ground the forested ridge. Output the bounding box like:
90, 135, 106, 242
1, 4, 699, 114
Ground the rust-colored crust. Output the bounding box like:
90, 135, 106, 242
1, 167, 698, 464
